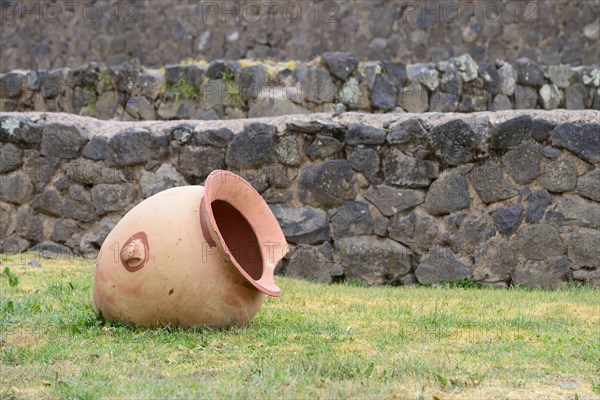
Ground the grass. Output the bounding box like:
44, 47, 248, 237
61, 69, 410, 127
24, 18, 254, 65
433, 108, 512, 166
96, 70, 114, 89
221, 71, 242, 106
1, 253, 598, 399
85, 85, 97, 117
164, 76, 200, 103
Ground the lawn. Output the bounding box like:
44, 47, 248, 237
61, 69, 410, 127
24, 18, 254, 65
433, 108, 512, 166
1, 253, 598, 400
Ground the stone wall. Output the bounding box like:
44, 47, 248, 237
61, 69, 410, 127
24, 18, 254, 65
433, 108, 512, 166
1, 56, 599, 120
1, 0, 598, 73
1, 110, 598, 288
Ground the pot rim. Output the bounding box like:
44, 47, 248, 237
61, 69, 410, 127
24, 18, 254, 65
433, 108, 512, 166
203, 170, 284, 297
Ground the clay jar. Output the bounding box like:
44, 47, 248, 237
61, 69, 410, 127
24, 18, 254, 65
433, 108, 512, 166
92, 170, 287, 328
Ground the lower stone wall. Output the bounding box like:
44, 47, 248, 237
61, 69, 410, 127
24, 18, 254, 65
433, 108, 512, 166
1, 110, 599, 288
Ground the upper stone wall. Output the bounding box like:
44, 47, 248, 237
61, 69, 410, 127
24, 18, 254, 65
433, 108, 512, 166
1, 56, 599, 120
1, 0, 598, 72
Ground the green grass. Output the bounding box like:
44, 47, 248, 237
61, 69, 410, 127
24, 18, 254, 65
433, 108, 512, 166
221, 71, 242, 106
1, 253, 598, 399
164, 76, 200, 103
85, 85, 97, 117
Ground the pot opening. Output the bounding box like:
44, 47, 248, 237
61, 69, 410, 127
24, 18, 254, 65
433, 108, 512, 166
203, 170, 286, 297
211, 199, 263, 281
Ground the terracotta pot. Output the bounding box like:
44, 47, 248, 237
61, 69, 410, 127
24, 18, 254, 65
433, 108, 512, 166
92, 170, 287, 328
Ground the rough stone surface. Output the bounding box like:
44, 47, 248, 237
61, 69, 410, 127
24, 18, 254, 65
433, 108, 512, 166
41, 124, 88, 159
577, 168, 600, 202
454, 54, 478, 83
298, 160, 356, 208
286, 119, 343, 135
371, 76, 397, 110
82, 136, 110, 160
194, 128, 234, 148
225, 126, 274, 169
29, 242, 74, 258
295, 67, 335, 104
418, 67, 440, 91
517, 224, 566, 260
384, 150, 438, 188
572, 269, 600, 286
490, 115, 532, 150
568, 228, 600, 268
63, 159, 126, 185
270, 205, 330, 245
514, 85, 539, 109
248, 93, 311, 118
387, 118, 427, 146
546, 65, 574, 89
285, 243, 341, 284
0, 117, 42, 145
472, 238, 517, 283
339, 77, 370, 109
322, 52, 359, 81
555, 195, 600, 229
531, 118, 556, 143
62, 185, 95, 222
398, 82, 429, 113
424, 171, 470, 216
0, 172, 33, 204
31, 189, 63, 217
512, 257, 571, 289
0, 143, 23, 173
78, 217, 117, 256
347, 148, 380, 181
514, 58, 545, 86
551, 123, 600, 164
502, 142, 542, 184
15, 207, 44, 243
1, 236, 31, 253
498, 61, 517, 96
109, 128, 168, 166
539, 84, 561, 110
415, 248, 470, 284
336, 236, 413, 285
382, 61, 407, 86
565, 84, 586, 110
140, 164, 188, 198
23, 154, 60, 190
178, 146, 224, 180
492, 203, 523, 236
428, 119, 481, 166
364, 185, 425, 217
430, 91, 459, 112
346, 123, 387, 145
169, 124, 194, 144
0, 202, 16, 239
541, 158, 578, 193
469, 163, 519, 204
239, 65, 268, 100
525, 189, 553, 223
274, 135, 302, 167
541, 147, 561, 159
51, 219, 78, 243
388, 212, 438, 255
331, 201, 374, 236
306, 136, 344, 159
91, 184, 135, 215
478, 62, 501, 96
